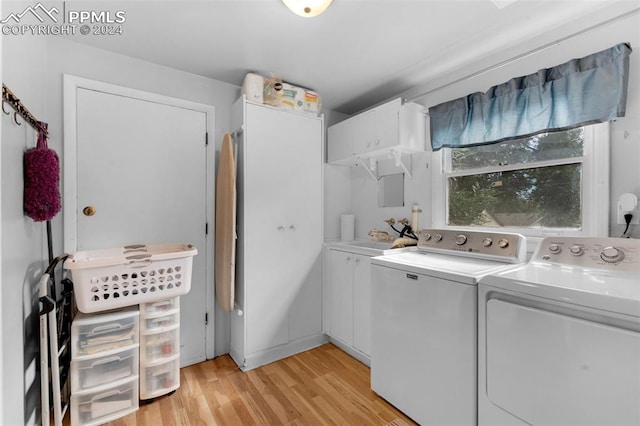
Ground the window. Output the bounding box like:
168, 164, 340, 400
432, 123, 609, 238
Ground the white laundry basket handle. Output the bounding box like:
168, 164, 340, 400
123, 244, 147, 254
125, 253, 153, 268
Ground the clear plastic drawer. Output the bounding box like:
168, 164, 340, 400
71, 376, 138, 426
140, 357, 180, 399
141, 325, 179, 362
140, 297, 180, 316
142, 312, 179, 331
72, 308, 139, 358
71, 346, 138, 393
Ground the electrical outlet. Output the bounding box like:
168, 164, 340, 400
617, 193, 639, 225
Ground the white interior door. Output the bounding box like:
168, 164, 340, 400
65, 78, 214, 366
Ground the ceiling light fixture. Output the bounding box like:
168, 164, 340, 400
282, 0, 334, 17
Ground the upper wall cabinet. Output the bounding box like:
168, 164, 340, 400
327, 98, 426, 165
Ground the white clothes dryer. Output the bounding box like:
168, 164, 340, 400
371, 229, 526, 425
478, 237, 640, 425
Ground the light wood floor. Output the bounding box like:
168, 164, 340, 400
99, 343, 416, 425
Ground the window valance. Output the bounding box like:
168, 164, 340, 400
429, 43, 632, 151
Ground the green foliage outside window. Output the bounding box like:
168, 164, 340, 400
448, 129, 584, 228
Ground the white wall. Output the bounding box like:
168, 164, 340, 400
334, 7, 640, 240
1, 26, 49, 426
0, 0, 4, 420
0, 3, 4, 420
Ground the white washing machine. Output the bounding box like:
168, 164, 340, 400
371, 229, 527, 425
478, 237, 640, 425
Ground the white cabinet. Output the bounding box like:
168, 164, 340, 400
346, 109, 376, 157
70, 308, 140, 426
327, 98, 425, 165
326, 112, 362, 163
328, 250, 354, 345
353, 254, 372, 356
139, 298, 181, 400
327, 248, 373, 359
230, 98, 326, 371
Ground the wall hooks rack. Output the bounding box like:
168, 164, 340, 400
2, 83, 48, 135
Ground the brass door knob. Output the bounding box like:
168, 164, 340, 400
83, 206, 96, 216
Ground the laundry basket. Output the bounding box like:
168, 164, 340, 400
65, 244, 197, 313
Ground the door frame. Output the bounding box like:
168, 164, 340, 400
63, 74, 216, 359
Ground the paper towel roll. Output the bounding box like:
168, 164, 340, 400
341, 214, 355, 242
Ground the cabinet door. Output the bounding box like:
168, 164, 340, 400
353, 254, 372, 356
327, 119, 353, 164
373, 98, 401, 151
243, 103, 322, 354
286, 113, 323, 343
351, 110, 376, 154
328, 250, 354, 346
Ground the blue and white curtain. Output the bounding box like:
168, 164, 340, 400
429, 43, 632, 151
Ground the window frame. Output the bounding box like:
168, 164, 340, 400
431, 122, 610, 247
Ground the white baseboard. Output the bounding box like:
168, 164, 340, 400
328, 337, 371, 367
231, 334, 329, 372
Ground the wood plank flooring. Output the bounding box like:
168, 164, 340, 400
100, 343, 416, 425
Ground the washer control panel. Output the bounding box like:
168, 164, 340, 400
418, 229, 526, 263
534, 237, 640, 271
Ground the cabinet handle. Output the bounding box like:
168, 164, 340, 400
277, 225, 285, 231
355, 258, 360, 263
289, 225, 296, 231
406, 273, 418, 280
375, 140, 380, 145
346, 256, 351, 261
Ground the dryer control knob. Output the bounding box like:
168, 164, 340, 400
423, 232, 432, 241
570, 245, 583, 256
482, 238, 493, 247
434, 234, 443, 242
498, 239, 509, 249
600, 246, 625, 263
548, 244, 561, 254
455, 234, 467, 245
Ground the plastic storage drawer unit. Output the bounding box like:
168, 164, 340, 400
142, 326, 180, 360
70, 307, 140, 424
71, 376, 139, 426
71, 346, 138, 392
140, 356, 180, 399
143, 311, 179, 330
140, 298, 179, 316
72, 308, 139, 358
139, 297, 181, 400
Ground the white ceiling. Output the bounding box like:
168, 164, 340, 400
62, 0, 638, 114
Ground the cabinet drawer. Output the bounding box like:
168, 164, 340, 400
142, 312, 179, 331
140, 357, 180, 399
141, 326, 179, 362
71, 346, 138, 393
140, 297, 180, 316
72, 310, 139, 357
71, 377, 138, 426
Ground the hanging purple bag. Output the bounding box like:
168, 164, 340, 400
24, 122, 61, 221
